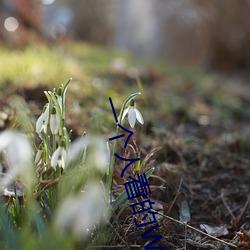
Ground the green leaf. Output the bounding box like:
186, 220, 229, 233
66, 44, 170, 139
32, 209, 45, 237
0, 207, 21, 250
111, 199, 130, 225
62, 78, 72, 98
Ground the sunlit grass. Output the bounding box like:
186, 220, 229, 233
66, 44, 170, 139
0, 41, 206, 87
0, 42, 134, 87
0, 44, 85, 86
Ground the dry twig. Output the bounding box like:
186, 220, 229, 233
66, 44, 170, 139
154, 210, 238, 249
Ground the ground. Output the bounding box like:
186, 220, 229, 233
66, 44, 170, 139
0, 42, 249, 249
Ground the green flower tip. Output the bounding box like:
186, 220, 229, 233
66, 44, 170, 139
42, 103, 48, 113
59, 139, 66, 148
130, 99, 135, 106
57, 87, 62, 96
51, 106, 57, 115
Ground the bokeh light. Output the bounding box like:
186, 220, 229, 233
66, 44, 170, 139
41, 0, 55, 5
50, 24, 67, 40
4, 17, 19, 32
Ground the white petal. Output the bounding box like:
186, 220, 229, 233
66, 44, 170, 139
36, 104, 50, 134
93, 138, 110, 172
50, 114, 59, 135
0, 130, 13, 151
135, 109, 144, 125
0, 132, 33, 191
36, 113, 45, 133
6, 133, 32, 170
121, 107, 129, 121
51, 147, 61, 168
55, 195, 79, 232
55, 183, 108, 240
61, 148, 67, 161
128, 107, 136, 128
57, 96, 63, 111
67, 137, 88, 163
60, 148, 67, 169
44, 104, 50, 119
73, 184, 106, 236
58, 159, 65, 169
41, 122, 47, 133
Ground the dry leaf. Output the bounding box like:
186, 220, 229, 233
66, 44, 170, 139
237, 231, 250, 248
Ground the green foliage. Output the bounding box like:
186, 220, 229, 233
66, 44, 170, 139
0, 46, 70, 86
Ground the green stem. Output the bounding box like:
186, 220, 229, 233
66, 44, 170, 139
52, 134, 56, 152
106, 124, 120, 196
45, 97, 53, 164
61, 78, 72, 127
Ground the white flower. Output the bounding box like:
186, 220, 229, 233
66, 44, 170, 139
0, 130, 33, 190
54, 182, 109, 240
122, 99, 144, 128
36, 104, 50, 133
91, 137, 110, 172
67, 136, 110, 173
51, 145, 67, 169
50, 106, 59, 135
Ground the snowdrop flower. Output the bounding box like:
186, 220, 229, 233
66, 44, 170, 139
0, 130, 33, 190
51, 142, 67, 169
122, 99, 144, 128
91, 137, 110, 172
54, 182, 109, 240
67, 135, 110, 173
50, 106, 59, 135
36, 103, 50, 133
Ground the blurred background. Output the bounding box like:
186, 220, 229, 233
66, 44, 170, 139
1, 0, 250, 73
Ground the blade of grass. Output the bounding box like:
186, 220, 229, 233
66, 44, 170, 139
0, 208, 21, 250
